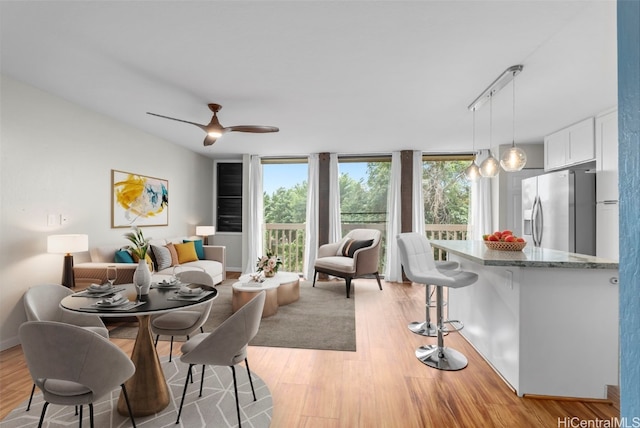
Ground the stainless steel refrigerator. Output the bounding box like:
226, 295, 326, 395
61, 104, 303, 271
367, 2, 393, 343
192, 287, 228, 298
521, 170, 596, 255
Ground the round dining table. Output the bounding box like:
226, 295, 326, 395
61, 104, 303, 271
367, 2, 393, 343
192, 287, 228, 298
60, 282, 218, 417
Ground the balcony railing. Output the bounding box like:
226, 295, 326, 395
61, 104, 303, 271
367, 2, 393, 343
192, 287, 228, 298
264, 223, 468, 274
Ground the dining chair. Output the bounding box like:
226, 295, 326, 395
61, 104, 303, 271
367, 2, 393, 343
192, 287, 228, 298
19, 321, 136, 428
151, 269, 215, 361
23, 283, 109, 411
175, 290, 266, 428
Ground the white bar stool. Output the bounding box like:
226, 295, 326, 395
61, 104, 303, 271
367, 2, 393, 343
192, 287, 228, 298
397, 233, 478, 371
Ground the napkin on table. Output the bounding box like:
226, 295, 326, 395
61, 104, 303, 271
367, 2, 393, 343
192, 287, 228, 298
179, 286, 203, 295
98, 293, 124, 304
89, 283, 111, 291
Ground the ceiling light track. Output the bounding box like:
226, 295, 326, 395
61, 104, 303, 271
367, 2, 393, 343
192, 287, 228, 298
467, 65, 523, 112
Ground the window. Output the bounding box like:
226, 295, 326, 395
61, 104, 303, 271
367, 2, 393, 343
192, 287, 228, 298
339, 156, 390, 272
216, 162, 242, 233
422, 155, 472, 258
262, 159, 308, 272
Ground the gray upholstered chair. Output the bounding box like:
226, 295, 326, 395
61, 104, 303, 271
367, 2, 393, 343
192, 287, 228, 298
19, 321, 136, 428
313, 228, 383, 298
397, 233, 478, 371
23, 283, 109, 411
151, 270, 215, 362
176, 291, 266, 428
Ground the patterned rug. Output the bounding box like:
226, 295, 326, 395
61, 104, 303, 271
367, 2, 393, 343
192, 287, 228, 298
0, 356, 272, 428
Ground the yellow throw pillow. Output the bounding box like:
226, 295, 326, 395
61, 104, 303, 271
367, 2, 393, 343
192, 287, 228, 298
174, 241, 199, 264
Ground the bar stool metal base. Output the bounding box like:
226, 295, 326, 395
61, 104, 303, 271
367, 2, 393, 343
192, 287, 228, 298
408, 321, 447, 337
415, 345, 468, 371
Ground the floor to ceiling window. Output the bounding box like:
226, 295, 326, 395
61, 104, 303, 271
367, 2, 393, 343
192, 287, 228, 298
422, 155, 472, 259
339, 156, 390, 272
262, 159, 308, 273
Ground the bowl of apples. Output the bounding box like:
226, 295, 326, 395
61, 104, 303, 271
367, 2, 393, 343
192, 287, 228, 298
482, 230, 527, 251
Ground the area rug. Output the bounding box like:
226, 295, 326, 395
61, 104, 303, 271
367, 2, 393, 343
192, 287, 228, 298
110, 280, 357, 352
0, 356, 272, 428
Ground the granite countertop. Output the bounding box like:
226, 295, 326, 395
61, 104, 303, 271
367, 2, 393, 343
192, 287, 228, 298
430, 240, 619, 269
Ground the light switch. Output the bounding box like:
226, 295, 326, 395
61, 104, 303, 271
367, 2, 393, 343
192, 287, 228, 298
47, 214, 57, 227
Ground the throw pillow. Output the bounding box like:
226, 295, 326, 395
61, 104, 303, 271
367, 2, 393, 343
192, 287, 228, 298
114, 249, 135, 263
340, 238, 374, 258
183, 239, 205, 260
165, 242, 180, 266
151, 245, 172, 271
174, 241, 199, 264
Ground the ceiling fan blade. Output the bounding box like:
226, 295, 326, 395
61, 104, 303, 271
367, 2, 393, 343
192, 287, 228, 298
147, 112, 207, 132
226, 125, 279, 133
203, 135, 218, 146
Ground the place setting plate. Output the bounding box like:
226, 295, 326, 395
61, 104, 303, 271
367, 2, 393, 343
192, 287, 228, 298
72, 284, 125, 297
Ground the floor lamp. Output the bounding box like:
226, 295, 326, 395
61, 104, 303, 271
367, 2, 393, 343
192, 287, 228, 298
195, 226, 216, 245
47, 234, 89, 288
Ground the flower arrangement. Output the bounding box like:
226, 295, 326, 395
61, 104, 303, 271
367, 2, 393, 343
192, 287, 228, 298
256, 250, 282, 277
124, 226, 150, 260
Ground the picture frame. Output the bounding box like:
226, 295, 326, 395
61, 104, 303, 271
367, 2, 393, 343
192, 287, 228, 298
111, 169, 168, 228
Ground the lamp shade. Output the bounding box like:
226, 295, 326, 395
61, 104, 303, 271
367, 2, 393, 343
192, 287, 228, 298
195, 226, 216, 236
47, 234, 89, 254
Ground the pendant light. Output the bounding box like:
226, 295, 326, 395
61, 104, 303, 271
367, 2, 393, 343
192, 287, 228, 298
500, 70, 527, 171
479, 94, 500, 178
464, 108, 481, 181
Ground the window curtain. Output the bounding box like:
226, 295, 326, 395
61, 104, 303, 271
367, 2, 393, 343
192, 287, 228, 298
244, 155, 264, 273
328, 153, 342, 243
468, 150, 493, 240
412, 150, 426, 236
384, 151, 402, 282
303, 154, 319, 280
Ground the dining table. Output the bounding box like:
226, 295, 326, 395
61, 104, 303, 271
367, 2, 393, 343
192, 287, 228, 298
60, 281, 218, 417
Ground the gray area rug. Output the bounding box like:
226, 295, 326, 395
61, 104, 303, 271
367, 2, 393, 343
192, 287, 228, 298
0, 356, 272, 428
110, 280, 357, 352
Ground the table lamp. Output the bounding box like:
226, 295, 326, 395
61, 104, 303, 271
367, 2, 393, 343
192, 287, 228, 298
195, 226, 216, 245
47, 234, 89, 288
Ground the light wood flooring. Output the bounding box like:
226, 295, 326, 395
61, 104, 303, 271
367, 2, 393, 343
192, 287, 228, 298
0, 276, 619, 427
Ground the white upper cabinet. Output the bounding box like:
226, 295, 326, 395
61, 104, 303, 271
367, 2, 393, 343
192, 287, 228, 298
595, 109, 618, 201
544, 117, 595, 171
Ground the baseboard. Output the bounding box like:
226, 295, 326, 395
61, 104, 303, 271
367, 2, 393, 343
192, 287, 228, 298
0, 335, 19, 352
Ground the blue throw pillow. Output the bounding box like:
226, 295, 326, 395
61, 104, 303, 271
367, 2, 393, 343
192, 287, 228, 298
183, 239, 205, 260
114, 249, 135, 263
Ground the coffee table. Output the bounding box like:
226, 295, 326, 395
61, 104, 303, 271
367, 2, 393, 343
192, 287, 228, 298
232, 271, 300, 318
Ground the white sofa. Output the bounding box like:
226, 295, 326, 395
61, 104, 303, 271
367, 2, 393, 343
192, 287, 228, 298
73, 236, 226, 288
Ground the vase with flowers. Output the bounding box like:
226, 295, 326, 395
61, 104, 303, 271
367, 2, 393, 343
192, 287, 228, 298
256, 250, 282, 278
124, 227, 152, 295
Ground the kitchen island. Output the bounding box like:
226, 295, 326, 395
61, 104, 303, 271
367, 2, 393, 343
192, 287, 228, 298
430, 240, 619, 400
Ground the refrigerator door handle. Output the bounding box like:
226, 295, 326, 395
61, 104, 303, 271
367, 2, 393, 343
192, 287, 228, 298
537, 197, 543, 246
531, 196, 539, 246
532, 196, 543, 247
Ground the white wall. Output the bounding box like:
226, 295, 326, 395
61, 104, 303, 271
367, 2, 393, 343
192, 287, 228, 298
0, 75, 214, 350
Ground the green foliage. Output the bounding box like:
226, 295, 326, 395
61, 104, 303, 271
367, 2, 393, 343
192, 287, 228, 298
123, 226, 149, 259
422, 160, 470, 224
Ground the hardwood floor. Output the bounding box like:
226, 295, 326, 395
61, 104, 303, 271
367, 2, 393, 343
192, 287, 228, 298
0, 277, 619, 427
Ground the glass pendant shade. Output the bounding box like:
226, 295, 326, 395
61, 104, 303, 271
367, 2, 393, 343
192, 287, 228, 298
479, 153, 500, 177
500, 144, 527, 172
464, 161, 481, 182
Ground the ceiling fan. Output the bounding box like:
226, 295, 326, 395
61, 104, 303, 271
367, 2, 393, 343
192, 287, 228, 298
147, 103, 279, 146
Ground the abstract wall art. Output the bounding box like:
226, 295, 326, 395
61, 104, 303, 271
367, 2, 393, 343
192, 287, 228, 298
111, 170, 168, 228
